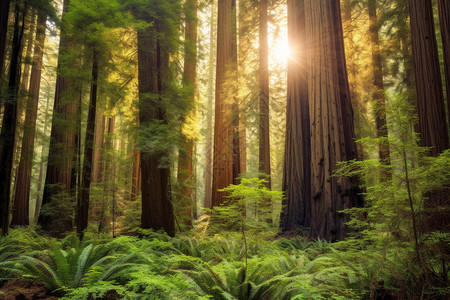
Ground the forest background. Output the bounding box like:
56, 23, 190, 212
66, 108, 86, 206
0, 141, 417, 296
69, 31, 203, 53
0, 0, 449, 299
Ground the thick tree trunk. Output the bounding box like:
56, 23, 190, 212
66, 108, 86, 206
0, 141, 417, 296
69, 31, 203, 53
76, 51, 98, 237
408, 0, 448, 154
368, 0, 390, 165
0, 0, 10, 82
212, 0, 240, 207
0, 2, 26, 235
204, 1, 215, 209
437, 0, 450, 119
12, 11, 36, 168
178, 0, 198, 225
305, 0, 360, 241
408, 0, 449, 232
137, 22, 174, 236
258, 0, 271, 188
38, 0, 77, 235
280, 0, 310, 232
11, 12, 46, 226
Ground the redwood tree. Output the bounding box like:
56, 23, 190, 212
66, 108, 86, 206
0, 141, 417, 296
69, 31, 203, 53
76, 50, 99, 236
258, 0, 271, 188
177, 0, 198, 225
38, 0, 77, 234
11, 12, 46, 226
408, 0, 449, 231
203, 0, 215, 209
305, 0, 360, 241
437, 0, 450, 119
368, 0, 390, 165
212, 0, 240, 207
280, 0, 311, 232
135, 2, 177, 236
0, 2, 26, 235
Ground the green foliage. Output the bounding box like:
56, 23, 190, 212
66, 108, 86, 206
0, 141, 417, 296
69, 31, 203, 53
335, 94, 450, 298
209, 177, 283, 234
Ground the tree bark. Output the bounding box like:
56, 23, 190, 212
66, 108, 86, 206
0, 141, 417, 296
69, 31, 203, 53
137, 20, 174, 236
38, 0, 77, 235
0, 2, 26, 235
178, 0, 198, 225
408, 0, 448, 155
408, 0, 449, 232
76, 50, 98, 237
11, 12, 46, 226
368, 0, 390, 165
259, 0, 271, 188
212, 0, 240, 207
13, 11, 36, 166
437, 0, 450, 120
280, 0, 311, 232
305, 0, 361, 241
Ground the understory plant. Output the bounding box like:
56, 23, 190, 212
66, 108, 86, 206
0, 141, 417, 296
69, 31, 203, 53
335, 94, 450, 298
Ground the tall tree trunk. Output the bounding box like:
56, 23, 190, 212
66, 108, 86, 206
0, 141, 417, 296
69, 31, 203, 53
76, 50, 98, 237
0, 2, 26, 235
408, 0, 448, 154
368, 0, 390, 166
280, 0, 310, 232
212, 0, 240, 207
91, 111, 105, 183
130, 147, 140, 202
342, 0, 364, 160
137, 21, 174, 236
178, 0, 198, 226
34, 87, 52, 223
305, 0, 360, 241
98, 116, 114, 233
204, 0, 215, 209
408, 0, 449, 232
11, 12, 46, 226
38, 0, 77, 235
13, 11, 36, 166
437, 0, 450, 119
258, 0, 271, 188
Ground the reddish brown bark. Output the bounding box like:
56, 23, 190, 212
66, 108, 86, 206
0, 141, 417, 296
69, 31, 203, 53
38, 0, 77, 234
178, 0, 198, 225
408, 0, 448, 156
305, 0, 360, 241
11, 12, 46, 226
280, 0, 311, 231
437, 0, 450, 120
0, 2, 26, 235
212, 0, 240, 207
408, 0, 449, 232
137, 21, 174, 236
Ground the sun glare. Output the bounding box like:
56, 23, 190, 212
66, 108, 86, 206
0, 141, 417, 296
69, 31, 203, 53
268, 6, 289, 68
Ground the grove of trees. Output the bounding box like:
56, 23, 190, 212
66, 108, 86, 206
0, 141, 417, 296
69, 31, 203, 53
0, 0, 448, 298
